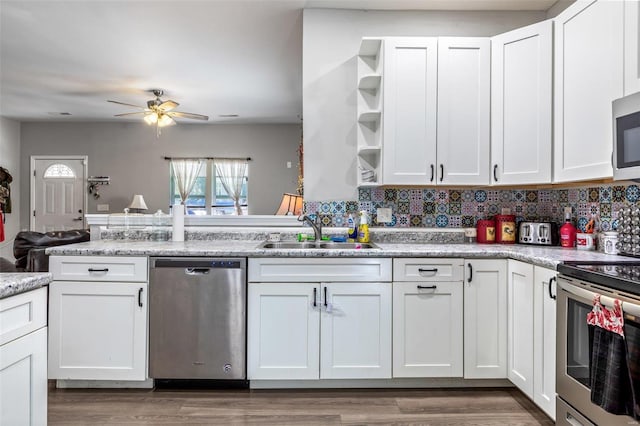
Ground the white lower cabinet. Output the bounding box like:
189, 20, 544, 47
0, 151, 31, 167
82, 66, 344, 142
247, 277, 392, 380
507, 260, 535, 397
507, 260, 557, 420
533, 266, 557, 420
392, 281, 463, 377
0, 288, 48, 426
463, 259, 508, 379
48, 281, 148, 381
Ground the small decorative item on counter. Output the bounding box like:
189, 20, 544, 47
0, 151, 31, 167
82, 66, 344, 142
495, 214, 516, 244
357, 210, 370, 243
297, 233, 315, 242
476, 219, 495, 244
576, 233, 596, 250
602, 231, 619, 255
152, 209, 169, 241
464, 227, 477, 244
560, 208, 577, 248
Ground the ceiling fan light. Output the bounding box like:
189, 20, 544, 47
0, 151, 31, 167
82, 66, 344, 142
144, 113, 158, 125
157, 113, 176, 127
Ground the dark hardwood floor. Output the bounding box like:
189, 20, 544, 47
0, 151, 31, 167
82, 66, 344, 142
48, 387, 554, 425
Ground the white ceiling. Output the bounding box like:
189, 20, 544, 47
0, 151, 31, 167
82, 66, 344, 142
0, 0, 558, 124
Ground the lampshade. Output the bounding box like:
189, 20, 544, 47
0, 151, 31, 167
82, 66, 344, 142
275, 193, 303, 215
127, 194, 148, 211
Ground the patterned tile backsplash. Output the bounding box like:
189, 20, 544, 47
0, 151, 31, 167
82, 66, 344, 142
303, 183, 640, 232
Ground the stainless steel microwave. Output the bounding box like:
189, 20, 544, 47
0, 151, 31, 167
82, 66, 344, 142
613, 91, 640, 180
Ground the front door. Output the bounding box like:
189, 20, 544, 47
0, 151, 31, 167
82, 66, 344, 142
31, 157, 87, 232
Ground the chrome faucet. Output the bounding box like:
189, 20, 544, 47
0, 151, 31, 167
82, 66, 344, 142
298, 214, 322, 241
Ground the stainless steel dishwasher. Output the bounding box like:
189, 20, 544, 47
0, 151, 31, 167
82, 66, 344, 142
149, 257, 246, 381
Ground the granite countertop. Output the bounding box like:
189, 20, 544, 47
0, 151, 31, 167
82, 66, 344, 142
0, 273, 52, 299
46, 240, 635, 270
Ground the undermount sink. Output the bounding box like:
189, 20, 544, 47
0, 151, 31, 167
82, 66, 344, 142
259, 241, 378, 250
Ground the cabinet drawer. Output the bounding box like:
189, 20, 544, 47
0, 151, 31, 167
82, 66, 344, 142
393, 258, 463, 282
50, 256, 148, 282
248, 258, 392, 282
0, 287, 47, 346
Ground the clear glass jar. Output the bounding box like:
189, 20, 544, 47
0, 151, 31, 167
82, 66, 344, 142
152, 209, 169, 241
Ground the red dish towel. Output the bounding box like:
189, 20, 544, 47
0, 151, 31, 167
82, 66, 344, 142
588, 295, 634, 416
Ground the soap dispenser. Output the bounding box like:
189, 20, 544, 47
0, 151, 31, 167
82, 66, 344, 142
357, 210, 370, 243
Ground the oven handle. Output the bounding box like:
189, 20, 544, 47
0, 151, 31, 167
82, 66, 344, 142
560, 279, 640, 319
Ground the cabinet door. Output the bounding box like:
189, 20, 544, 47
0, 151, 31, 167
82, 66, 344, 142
437, 37, 490, 185
491, 21, 552, 185
554, 0, 624, 182
463, 259, 507, 379
393, 281, 463, 377
320, 282, 392, 379
0, 327, 47, 426
533, 266, 557, 420
48, 281, 148, 380
625, 0, 640, 95
247, 283, 320, 380
507, 260, 534, 398
383, 37, 438, 185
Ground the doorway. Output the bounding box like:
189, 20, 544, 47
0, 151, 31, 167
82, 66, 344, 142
30, 156, 88, 232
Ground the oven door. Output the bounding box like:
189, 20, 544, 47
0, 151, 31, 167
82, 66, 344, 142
557, 276, 638, 426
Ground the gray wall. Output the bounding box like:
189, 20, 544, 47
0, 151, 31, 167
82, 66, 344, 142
20, 122, 300, 229
0, 117, 21, 260
302, 9, 548, 202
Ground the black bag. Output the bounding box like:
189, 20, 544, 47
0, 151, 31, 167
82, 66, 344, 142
13, 229, 90, 271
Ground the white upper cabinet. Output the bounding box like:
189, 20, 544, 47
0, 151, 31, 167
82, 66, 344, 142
491, 21, 553, 185
437, 38, 491, 185
553, 0, 624, 183
383, 37, 438, 185
625, 0, 640, 95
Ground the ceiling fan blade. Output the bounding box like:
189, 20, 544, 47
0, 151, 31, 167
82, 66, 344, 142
169, 111, 209, 121
107, 100, 146, 109
114, 112, 147, 117
158, 100, 179, 111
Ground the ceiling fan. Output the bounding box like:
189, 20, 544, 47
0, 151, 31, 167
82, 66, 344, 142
108, 89, 209, 136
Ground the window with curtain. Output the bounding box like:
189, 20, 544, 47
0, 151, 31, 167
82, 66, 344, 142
169, 159, 249, 215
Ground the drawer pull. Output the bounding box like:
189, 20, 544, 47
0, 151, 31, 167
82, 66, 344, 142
418, 268, 438, 274
417, 285, 437, 290
88, 268, 109, 273
467, 263, 473, 283
548, 276, 557, 300
138, 287, 143, 307
313, 287, 317, 307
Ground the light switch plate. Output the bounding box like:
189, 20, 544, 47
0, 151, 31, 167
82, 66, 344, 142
377, 207, 392, 223
97, 204, 110, 212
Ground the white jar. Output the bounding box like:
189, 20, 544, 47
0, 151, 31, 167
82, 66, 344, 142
602, 231, 619, 255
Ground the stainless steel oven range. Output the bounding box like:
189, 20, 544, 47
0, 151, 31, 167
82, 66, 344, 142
557, 262, 640, 426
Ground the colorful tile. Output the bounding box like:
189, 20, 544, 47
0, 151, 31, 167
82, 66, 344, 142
372, 188, 384, 202
346, 201, 358, 213
462, 190, 475, 202
436, 215, 449, 227
384, 188, 397, 202
410, 200, 422, 215
358, 188, 371, 201
599, 187, 612, 203
526, 190, 538, 203
410, 215, 422, 227
449, 190, 462, 202
410, 189, 422, 201
612, 186, 626, 202
588, 187, 600, 202
626, 185, 640, 202
448, 202, 461, 215
437, 190, 449, 203
423, 189, 436, 202
397, 201, 410, 214
474, 190, 487, 202
423, 202, 436, 215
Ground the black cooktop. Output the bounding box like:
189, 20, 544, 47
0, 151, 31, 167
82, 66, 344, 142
558, 262, 640, 297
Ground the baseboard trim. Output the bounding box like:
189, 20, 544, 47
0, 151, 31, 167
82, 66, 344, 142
249, 377, 513, 389
55, 379, 154, 389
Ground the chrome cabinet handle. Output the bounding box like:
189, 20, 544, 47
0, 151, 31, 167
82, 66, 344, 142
467, 263, 473, 283
417, 285, 437, 290
548, 276, 557, 300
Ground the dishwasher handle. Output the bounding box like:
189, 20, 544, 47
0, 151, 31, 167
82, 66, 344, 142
185, 267, 210, 275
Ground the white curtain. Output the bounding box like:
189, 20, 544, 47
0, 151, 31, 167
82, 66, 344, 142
170, 159, 204, 205
215, 159, 248, 215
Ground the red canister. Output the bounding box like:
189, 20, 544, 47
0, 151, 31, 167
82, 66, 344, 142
476, 219, 496, 244
495, 214, 516, 244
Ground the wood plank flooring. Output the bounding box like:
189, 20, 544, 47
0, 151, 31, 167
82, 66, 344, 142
48, 387, 554, 425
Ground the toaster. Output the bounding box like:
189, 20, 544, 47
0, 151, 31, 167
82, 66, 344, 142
518, 221, 559, 245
